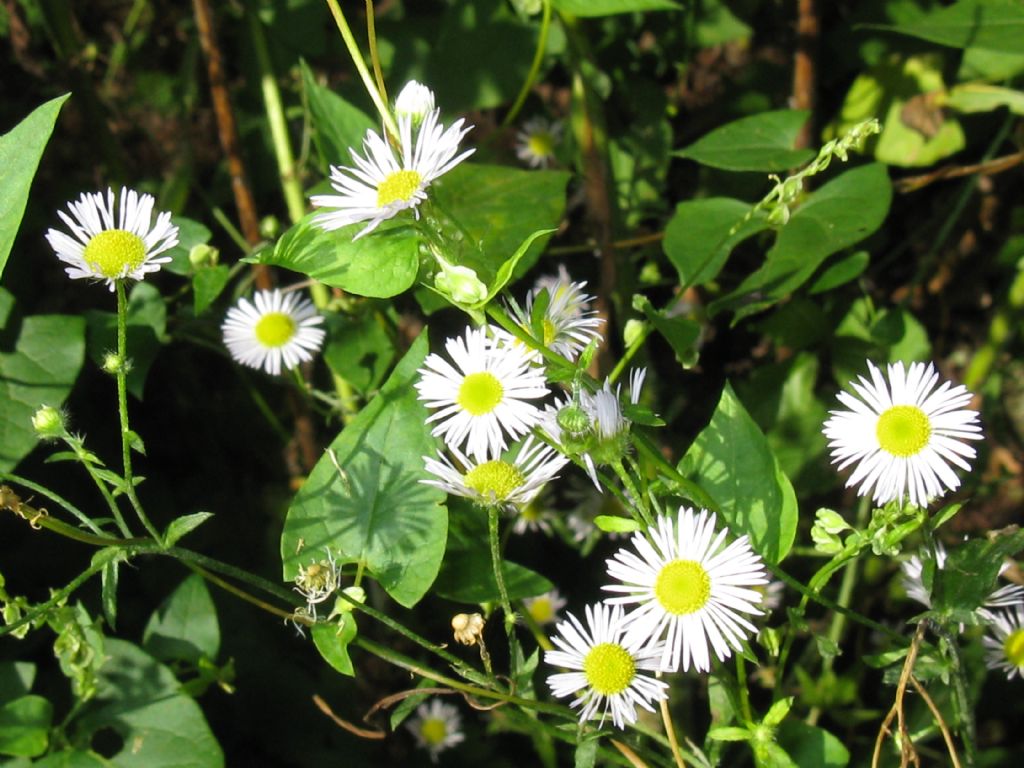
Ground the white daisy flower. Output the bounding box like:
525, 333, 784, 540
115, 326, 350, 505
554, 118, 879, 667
983, 606, 1024, 681
823, 360, 982, 509
604, 507, 769, 673
757, 579, 785, 613
406, 699, 465, 763
524, 588, 568, 626
422, 436, 567, 510
515, 116, 562, 169
415, 327, 549, 460
545, 602, 669, 729
394, 80, 435, 123
311, 107, 474, 239
901, 542, 1024, 611
506, 271, 603, 362
512, 496, 555, 535
221, 289, 326, 375
45, 186, 178, 290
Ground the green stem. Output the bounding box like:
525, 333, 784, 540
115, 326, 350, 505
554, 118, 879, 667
502, 0, 552, 127
248, 4, 306, 224
323, 0, 399, 140
0, 472, 104, 536
115, 282, 164, 546
611, 459, 652, 527
65, 436, 132, 536
364, 0, 388, 107
489, 505, 516, 633
735, 655, 754, 724
0, 561, 107, 638
631, 431, 717, 511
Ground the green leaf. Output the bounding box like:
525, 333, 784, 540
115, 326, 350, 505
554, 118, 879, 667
678, 383, 798, 564
430, 164, 570, 285
143, 574, 220, 664
662, 198, 766, 288
552, 0, 680, 16
281, 335, 448, 607
944, 83, 1024, 115
0, 94, 69, 280
300, 59, 375, 170
809, 251, 870, 294
162, 217, 212, 276
932, 530, 1024, 619
636, 296, 701, 366
312, 615, 357, 677
258, 213, 419, 298
763, 697, 793, 727
68, 639, 224, 767
192, 265, 230, 316
707, 726, 751, 742
711, 164, 892, 322
862, 0, 1024, 53
433, 546, 553, 604
164, 512, 214, 547
0, 290, 86, 473
574, 736, 599, 768
322, 312, 396, 395
85, 282, 167, 399
0, 695, 52, 758
777, 721, 850, 767
675, 110, 815, 171
100, 557, 120, 631
594, 515, 642, 533
0, 663, 35, 706
474, 228, 557, 308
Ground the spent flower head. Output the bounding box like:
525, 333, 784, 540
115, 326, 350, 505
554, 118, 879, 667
46, 187, 178, 290
222, 289, 326, 376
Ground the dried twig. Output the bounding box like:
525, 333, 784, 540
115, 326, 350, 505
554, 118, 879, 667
909, 675, 963, 768
312, 694, 386, 740
872, 623, 926, 768
791, 0, 818, 150
894, 152, 1024, 194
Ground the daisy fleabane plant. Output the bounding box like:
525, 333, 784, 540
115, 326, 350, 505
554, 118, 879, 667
406, 699, 465, 763
506, 269, 603, 362
604, 506, 768, 673
46, 186, 179, 290
545, 602, 669, 729
983, 606, 1024, 681
515, 116, 562, 169
823, 360, 982, 509
415, 327, 549, 460
221, 289, 325, 375
311, 82, 474, 239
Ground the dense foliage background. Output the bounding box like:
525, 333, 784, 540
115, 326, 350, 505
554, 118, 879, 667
2, 0, 1023, 765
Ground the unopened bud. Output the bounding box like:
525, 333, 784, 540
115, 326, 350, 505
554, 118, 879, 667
32, 405, 66, 439
395, 81, 435, 124
435, 262, 488, 306
188, 243, 220, 269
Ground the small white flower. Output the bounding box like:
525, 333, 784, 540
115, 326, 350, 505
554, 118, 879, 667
823, 360, 982, 509
422, 436, 567, 510
415, 327, 549, 460
406, 699, 465, 763
221, 289, 326, 375
515, 116, 562, 169
524, 589, 568, 626
983, 606, 1024, 681
901, 541, 1024, 612
506, 270, 603, 362
757, 579, 785, 613
394, 80, 435, 123
604, 506, 768, 673
311, 107, 474, 239
45, 186, 178, 290
545, 602, 669, 729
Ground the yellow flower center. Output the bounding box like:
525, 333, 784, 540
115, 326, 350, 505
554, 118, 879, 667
457, 372, 503, 415
583, 642, 635, 696
528, 597, 554, 624
1005, 629, 1024, 668
377, 169, 423, 207
528, 132, 554, 158
464, 460, 524, 500
83, 229, 147, 279
876, 405, 931, 457
254, 312, 296, 347
655, 559, 711, 615
419, 717, 447, 746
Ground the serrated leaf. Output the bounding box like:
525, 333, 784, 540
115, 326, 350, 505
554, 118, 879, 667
312, 615, 357, 677
143, 575, 220, 664
678, 383, 798, 563
164, 512, 214, 547
662, 198, 766, 288
281, 335, 448, 607
0, 94, 69, 280
675, 110, 815, 171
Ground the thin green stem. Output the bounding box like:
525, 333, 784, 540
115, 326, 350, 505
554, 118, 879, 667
0, 561, 106, 638
248, 4, 306, 224
631, 432, 716, 510
735, 655, 754, 723
502, 0, 552, 127
489, 505, 515, 633
0, 472, 104, 536
323, 0, 399, 140
115, 282, 164, 546
64, 436, 132, 536
364, 0, 387, 107
612, 459, 653, 527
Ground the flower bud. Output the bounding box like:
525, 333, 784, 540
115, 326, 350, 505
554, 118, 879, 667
395, 81, 435, 124
435, 262, 488, 306
188, 243, 219, 269
32, 405, 66, 439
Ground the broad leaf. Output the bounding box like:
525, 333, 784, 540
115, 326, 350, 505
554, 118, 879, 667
0, 94, 69, 280
300, 59, 376, 170
553, 0, 680, 16
944, 83, 1024, 115
932, 530, 1024, 620
663, 198, 766, 288
0, 289, 86, 472
281, 335, 447, 607
192, 265, 230, 316
679, 383, 798, 563
862, 0, 1024, 53
434, 548, 553, 603
0, 696, 52, 758
0, 663, 35, 706
675, 110, 815, 171
143, 575, 220, 664
312, 615, 357, 677
809, 251, 870, 294
322, 312, 396, 395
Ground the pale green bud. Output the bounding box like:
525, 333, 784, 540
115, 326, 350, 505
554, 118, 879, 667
623, 318, 646, 348
435, 262, 488, 306
32, 405, 66, 439
188, 243, 219, 269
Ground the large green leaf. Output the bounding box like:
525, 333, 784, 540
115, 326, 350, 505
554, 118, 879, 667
662, 198, 766, 288
143, 575, 220, 665
0, 94, 69, 280
678, 383, 798, 564
863, 0, 1024, 53
258, 214, 420, 298
0, 695, 52, 758
430, 163, 571, 284
711, 164, 892, 322
675, 110, 815, 172
931, 530, 1024, 622
312, 615, 357, 677
299, 59, 376, 170
777, 721, 849, 768
0, 289, 86, 472
553, 0, 680, 16
434, 548, 553, 603
281, 334, 448, 607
